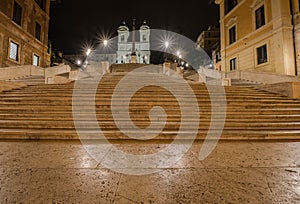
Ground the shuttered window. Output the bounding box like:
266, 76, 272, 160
9, 41, 19, 61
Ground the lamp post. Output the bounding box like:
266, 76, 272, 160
164, 41, 170, 62
83, 48, 92, 69
103, 40, 108, 47
103, 39, 109, 62
86, 48, 91, 56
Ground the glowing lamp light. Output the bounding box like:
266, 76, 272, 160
103, 40, 108, 47
76, 60, 81, 65
86, 48, 92, 56
164, 41, 170, 48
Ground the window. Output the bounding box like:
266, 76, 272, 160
35, 22, 41, 41
230, 58, 237, 71
143, 35, 147, 41
121, 35, 125, 42
257, 44, 268, 64
12, 1, 22, 26
255, 5, 265, 29
229, 26, 236, 44
35, 0, 46, 11
9, 41, 19, 61
225, 0, 238, 14
33, 54, 39, 66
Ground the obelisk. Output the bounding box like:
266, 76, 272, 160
131, 19, 137, 63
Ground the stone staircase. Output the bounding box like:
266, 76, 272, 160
0, 72, 300, 140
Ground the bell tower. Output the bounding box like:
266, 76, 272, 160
117, 21, 130, 63
139, 20, 150, 64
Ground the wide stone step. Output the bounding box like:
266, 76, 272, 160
0, 114, 299, 120
0, 128, 298, 140
0, 120, 299, 130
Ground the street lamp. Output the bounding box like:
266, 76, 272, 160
164, 41, 170, 49
86, 48, 91, 56
76, 59, 81, 66
103, 39, 108, 47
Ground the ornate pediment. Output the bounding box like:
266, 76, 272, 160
225, 16, 237, 28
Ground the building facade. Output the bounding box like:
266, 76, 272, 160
116, 21, 151, 64
0, 0, 51, 68
196, 26, 221, 70
196, 26, 220, 50
215, 0, 300, 76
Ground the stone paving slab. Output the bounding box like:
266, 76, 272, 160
0, 141, 299, 203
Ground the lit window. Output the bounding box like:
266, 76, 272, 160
230, 58, 237, 71
33, 54, 39, 66
257, 44, 268, 65
229, 26, 236, 44
12, 1, 22, 26
35, 22, 41, 41
255, 5, 265, 29
9, 41, 19, 61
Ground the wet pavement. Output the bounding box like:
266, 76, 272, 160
0, 140, 300, 203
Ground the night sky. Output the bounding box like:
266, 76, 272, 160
49, 0, 219, 55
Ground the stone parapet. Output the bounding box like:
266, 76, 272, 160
257, 82, 300, 99
0, 65, 44, 80
223, 70, 300, 84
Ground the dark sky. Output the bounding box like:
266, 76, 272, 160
49, 0, 219, 55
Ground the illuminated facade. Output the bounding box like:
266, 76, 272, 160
0, 0, 52, 68
116, 21, 151, 64
215, 0, 300, 76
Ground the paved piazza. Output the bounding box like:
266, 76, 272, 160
0, 140, 299, 203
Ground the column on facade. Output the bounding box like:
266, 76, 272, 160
271, 0, 296, 75
216, 0, 227, 72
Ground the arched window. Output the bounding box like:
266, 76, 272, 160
121, 35, 125, 42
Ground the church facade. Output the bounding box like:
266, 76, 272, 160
116, 21, 151, 64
